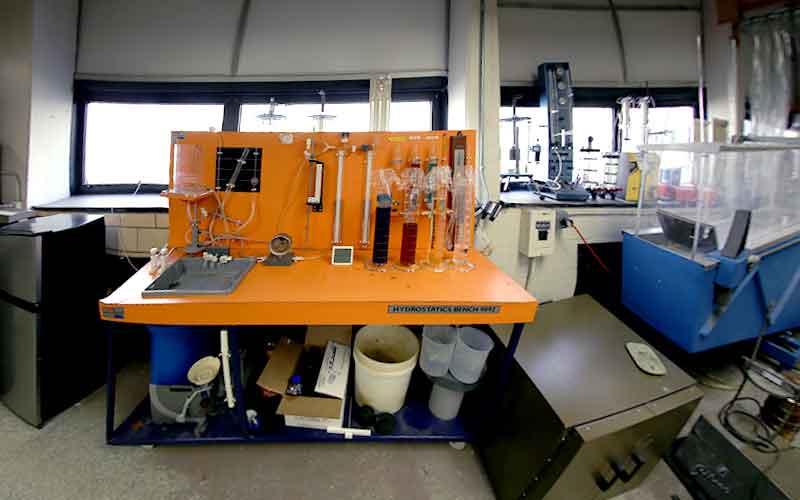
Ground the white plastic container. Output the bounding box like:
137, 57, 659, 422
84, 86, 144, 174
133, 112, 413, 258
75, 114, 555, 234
428, 384, 465, 421
420, 325, 457, 377
450, 327, 494, 384
354, 325, 420, 413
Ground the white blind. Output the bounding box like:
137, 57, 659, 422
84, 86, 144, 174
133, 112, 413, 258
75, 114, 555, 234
619, 11, 700, 84
239, 0, 448, 77
499, 7, 700, 85
76, 0, 243, 78
76, 0, 448, 80
499, 8, 623, 84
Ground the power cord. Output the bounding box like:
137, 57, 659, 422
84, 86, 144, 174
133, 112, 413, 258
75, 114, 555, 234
565, 218, 611, 273
718, 321, 797, 454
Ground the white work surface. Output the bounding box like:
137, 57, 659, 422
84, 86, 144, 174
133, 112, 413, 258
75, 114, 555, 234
487, 205, 639, 303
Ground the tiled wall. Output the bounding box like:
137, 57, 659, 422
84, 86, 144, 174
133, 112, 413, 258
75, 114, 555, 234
104, 213, 169, 258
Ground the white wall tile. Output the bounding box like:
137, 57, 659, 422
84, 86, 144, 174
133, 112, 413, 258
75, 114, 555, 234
117, 227, 139, 252
105, 226, 119, 249
155, 213, 169, 228
104, 214, 121, 226
137, 228, 169, 252
119, 213, 155, 228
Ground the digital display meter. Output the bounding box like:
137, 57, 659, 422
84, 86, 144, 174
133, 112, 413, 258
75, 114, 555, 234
331, 246, 354, 266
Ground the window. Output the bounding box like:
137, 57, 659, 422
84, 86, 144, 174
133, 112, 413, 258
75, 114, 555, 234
73, 78, 446, 194
239, 102, 371, 132
390, 101, 433, 131
499, 106, 548, 177
621, 106, 695, 152
83, 103, 224, 186
499, 106, 613, 184
572, 107, 614, 186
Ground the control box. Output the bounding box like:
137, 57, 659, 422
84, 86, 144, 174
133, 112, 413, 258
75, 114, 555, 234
519, 208, 557, 257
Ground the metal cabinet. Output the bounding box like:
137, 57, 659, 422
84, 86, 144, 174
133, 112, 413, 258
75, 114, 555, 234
479, 295, 702, 500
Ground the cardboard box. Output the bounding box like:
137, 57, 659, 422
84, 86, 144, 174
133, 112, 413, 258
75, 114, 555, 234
256, 326, 352, 430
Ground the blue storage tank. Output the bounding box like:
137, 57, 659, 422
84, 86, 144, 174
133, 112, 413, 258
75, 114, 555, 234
149, 326, 219, 385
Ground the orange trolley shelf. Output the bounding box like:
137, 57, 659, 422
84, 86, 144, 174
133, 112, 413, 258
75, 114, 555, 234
100, 253, 536, 326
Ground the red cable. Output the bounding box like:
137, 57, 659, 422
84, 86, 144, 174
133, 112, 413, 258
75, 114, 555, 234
570, 221, 611, 274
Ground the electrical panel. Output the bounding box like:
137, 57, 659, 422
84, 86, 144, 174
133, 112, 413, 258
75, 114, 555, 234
215, 147, 262, 192
519, 208, 557, 257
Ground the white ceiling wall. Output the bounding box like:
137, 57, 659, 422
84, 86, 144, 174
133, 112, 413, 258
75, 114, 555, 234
499, 3, 701, 86
76, 0, 448, 80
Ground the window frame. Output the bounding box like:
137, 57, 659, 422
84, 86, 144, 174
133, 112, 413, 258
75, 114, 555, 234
71, 77, 447, 195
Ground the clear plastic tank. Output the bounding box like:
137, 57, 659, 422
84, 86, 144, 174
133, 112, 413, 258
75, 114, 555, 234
634, 143, 800, 259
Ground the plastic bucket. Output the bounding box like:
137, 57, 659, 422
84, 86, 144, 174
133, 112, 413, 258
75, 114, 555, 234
450, 327, 494, 384
429, 384, 465, 421
354, 325, 420, 413
420, 325, 457, 377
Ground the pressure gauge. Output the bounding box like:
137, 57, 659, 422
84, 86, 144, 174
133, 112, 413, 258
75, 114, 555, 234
269, 233, 292, 257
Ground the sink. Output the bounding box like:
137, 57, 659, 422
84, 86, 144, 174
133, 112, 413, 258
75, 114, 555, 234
142, 257, 256, 298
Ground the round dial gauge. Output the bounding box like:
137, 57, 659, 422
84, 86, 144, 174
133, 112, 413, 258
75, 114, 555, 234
269, 233, 292, 256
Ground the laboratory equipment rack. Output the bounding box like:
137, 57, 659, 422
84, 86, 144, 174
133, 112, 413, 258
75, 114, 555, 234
100, 253, 536, 445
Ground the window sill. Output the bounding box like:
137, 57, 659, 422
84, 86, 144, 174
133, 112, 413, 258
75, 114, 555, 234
33, 194, 168, 212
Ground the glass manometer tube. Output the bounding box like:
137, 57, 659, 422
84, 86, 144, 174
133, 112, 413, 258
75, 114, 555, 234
424, 165, 451, 272
395, 168, 424, 272
451, 166, 475, 272
359, 148, 374, 248
366, 169, 396, 271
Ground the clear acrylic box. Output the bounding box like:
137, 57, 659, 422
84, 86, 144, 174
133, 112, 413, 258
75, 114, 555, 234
634, 143, 800, 259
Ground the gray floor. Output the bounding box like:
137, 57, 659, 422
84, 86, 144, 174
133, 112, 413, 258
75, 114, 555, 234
1, 363, 798, 500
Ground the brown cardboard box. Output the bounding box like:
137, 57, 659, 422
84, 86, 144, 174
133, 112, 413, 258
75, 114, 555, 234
255, 326, 352, 430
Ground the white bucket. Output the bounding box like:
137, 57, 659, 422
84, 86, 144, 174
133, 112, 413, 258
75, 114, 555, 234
354, 325, 420, 413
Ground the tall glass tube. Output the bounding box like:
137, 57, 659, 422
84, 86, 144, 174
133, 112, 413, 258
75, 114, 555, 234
395, 168, 424, 272
451, 165, 475, 272
359, 148, 374, 248
332, 150, 346, 245
366, 169, 396, 271
424, 165, 452, 272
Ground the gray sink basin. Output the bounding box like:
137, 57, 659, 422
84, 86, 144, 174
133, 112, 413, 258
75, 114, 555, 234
142, 257, 256, 298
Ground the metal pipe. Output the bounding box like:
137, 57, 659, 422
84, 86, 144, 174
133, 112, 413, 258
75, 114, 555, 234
697, 34, 706, 143
332, 150, 345, 245
360, 148, 374, 247
220, 329, 235, 409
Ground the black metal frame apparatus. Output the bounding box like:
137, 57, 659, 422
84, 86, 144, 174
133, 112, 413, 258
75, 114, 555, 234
71, 77, 448, 195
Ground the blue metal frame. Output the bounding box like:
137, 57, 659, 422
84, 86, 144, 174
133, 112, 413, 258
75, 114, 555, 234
622, 231, 800, 353
105, 322, 525, 445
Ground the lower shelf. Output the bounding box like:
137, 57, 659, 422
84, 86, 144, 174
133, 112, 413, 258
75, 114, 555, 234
110, 382, 474, 445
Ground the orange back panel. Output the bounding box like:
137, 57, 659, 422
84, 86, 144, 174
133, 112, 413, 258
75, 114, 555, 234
167, 131, 476, 255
